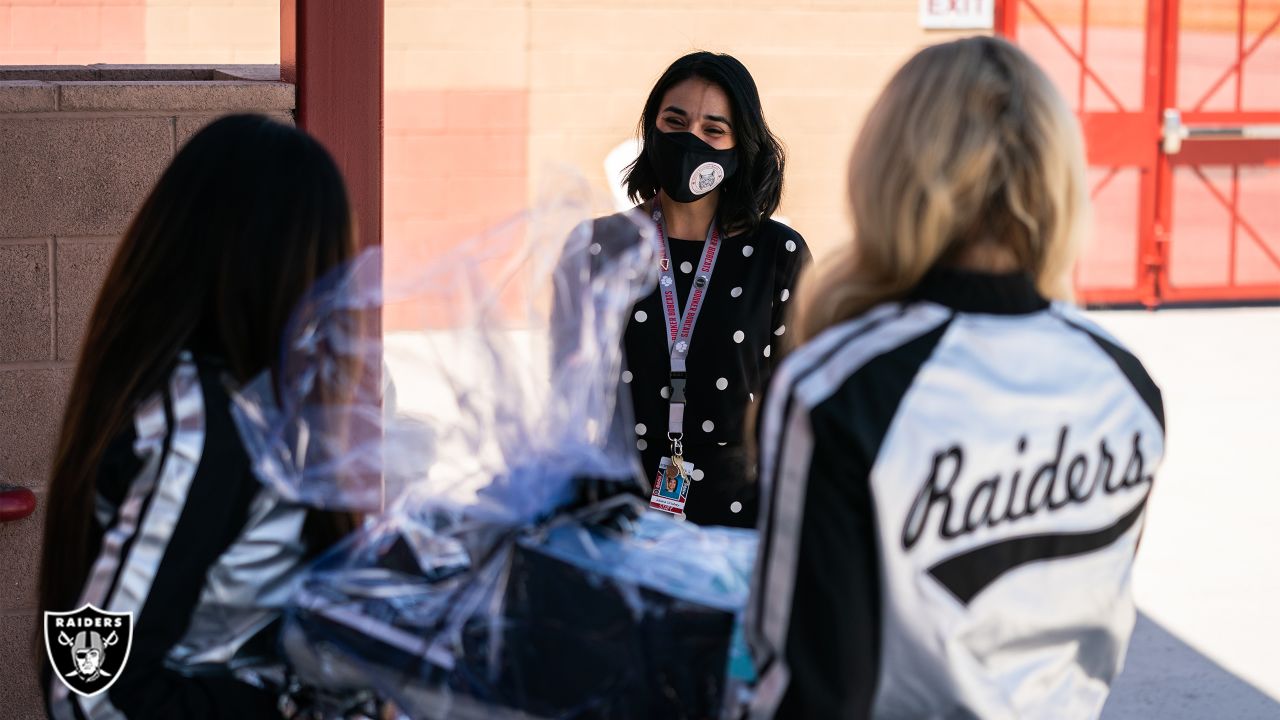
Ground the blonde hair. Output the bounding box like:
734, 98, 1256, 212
792, 36, 1087, 345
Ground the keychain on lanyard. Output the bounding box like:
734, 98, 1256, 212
647, 206, 721, 517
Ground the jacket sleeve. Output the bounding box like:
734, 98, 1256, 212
52, 361, 284, 719
748, 381, 881, 719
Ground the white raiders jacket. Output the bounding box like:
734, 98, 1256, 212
747, 270, 1164, 719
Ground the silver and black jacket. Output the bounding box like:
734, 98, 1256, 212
48, 352, 314, 720
747, 270, 1164, 719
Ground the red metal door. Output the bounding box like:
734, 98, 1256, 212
997, 0, 1280, 306
1157, 0, 1280, 302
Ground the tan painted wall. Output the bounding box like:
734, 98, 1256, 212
376, 0, 978, 321
523, 0, 975, 256
143, 0, 279, 64
0, 66, 292, 717
378, 0, 975, 266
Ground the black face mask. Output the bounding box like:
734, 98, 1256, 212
646, 130, 739, 204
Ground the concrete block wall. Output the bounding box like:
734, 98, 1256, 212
0, 65, 292, 717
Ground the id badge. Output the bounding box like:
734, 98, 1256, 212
649, 456, 694, 518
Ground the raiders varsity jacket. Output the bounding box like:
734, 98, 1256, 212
747, 270, 1164, 719
48, 352, 313, 720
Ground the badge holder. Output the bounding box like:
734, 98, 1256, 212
649, 450, 695, 519
650, 371, 694, 518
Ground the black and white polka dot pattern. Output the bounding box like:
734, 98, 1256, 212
617, 218, 812, 528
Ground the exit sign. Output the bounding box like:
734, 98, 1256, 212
920, 0, 994, 29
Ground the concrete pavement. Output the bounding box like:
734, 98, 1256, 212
1093, 307, 1280, 718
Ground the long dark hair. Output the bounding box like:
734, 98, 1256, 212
624, 51, 786, 233
39, 114, 359, 617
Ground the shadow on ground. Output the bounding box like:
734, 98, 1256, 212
1103, 612, 1280, 719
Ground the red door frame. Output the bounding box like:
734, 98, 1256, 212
281, 0, 384, 251
996, 0, 1280, 306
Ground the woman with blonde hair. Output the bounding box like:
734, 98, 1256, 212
746, 37, 1163, 718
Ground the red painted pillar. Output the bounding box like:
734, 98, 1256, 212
281, 1, 386, 512
281, 0, 384, 250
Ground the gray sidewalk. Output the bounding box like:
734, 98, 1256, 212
1092, 307, 1280, 718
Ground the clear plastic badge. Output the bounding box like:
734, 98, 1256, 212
650, 456, 695, 518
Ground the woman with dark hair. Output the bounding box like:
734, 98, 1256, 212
621, 51, 810, 529
39, 114, 359, 719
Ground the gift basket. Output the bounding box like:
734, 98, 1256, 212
231, 181, 759, 719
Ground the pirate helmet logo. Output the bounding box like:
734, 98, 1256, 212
44, 604, 133, 697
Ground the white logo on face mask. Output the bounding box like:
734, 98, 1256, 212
689, 162, 725, 196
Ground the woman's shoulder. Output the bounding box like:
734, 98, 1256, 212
97, 352, 246, 512
146, 351, 245, 459
595, 207, 650, 232
577, 209, 652, 255
738, 218, 807, 252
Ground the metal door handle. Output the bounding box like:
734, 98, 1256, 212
1162, 109, 1280, 154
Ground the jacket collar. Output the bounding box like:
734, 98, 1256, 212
911, 268, 1050, 315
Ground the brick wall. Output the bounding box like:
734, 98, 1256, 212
0, 0, 146, 65
524, 0, 974, 261
0, 66, 291, 717
383, 0, 529, 296
380, 0, 974, 327
142, 0, 278, 64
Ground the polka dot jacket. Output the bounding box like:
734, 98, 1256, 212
623, 217, 812, 527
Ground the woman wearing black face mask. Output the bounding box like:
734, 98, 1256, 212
617, 51, 811, 528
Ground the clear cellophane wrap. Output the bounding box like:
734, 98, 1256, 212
231, 180, 758, 719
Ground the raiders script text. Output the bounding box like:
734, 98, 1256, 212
903, 426, 1153, 550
